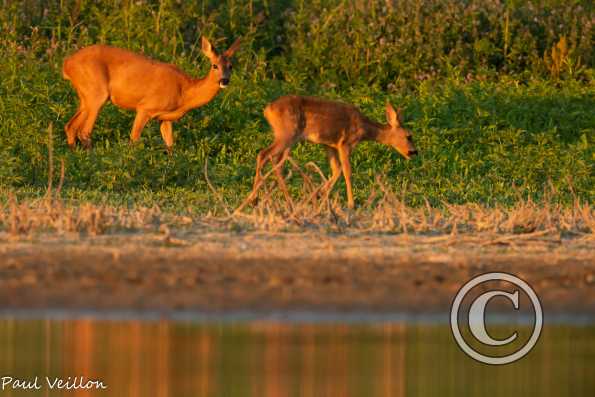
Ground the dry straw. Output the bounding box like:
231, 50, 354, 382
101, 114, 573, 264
231, 158, 594, 236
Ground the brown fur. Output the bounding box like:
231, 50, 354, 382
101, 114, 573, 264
250, 96, 417, 208
62, 37, 240, 151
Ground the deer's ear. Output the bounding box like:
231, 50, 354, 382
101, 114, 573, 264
386, 102, 400, 127
201, 37, 218, 62
224, 37, 241, 57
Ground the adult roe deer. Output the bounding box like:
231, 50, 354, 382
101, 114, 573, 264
62, 37, 240, 152
249, 96, 417, 209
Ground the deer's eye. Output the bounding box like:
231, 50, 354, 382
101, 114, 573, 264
212, 64, 218, 70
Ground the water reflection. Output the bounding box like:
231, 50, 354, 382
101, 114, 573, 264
0, 318, 593, 396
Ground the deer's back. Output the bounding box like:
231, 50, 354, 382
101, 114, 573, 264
266, 96, 365, 146
64, 45, 189, 80
63, 45, 191, 110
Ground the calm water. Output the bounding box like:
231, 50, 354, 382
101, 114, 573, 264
0, 317, 593, 397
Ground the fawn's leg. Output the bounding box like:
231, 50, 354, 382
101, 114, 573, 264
271, 148, 293, 206
337, 145, 354, 208
160, 121, 174, 154
324, 147, 342, 194
250, 141, 291, 201
252, 144, 274, 194
130, 110, 151, 144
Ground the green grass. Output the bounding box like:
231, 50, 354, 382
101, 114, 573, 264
0, 0, 593, 213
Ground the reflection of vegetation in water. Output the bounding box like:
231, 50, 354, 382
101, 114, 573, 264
0, 319, 593, 396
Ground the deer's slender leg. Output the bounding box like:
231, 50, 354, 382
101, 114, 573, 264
78, 108, 101, 149
130, 110, 151, 143
271, 148, 293, 206
337, 145, 354, 208
65, 86, 91, 148
65, 107, 86, 148
78, 95, 107, 149
250, 140, 291, 201
252, 144, 275, 194
68, 74, 109, 149
160, 121, 174, 154
324, 147, 342, 194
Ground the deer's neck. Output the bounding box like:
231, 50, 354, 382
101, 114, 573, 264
182, 69, 221, 110
362, 117, 391, 144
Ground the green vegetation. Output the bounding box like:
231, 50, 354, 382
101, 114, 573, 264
1, 0, 593, 212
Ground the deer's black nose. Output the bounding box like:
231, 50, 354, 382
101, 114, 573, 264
408, 150, 418, 156
220, 78, 230, 86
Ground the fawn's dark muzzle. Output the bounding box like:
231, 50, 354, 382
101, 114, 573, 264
408, 150, 418, 157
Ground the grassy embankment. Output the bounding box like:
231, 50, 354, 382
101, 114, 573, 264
0, 1, 593, 235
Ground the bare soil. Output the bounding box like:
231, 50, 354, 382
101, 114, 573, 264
0, 231, 593, 315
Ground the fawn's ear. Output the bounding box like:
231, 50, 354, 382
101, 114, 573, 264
224, 37, 241, 57
386, 103, 401, 127
201, 37, 218, 62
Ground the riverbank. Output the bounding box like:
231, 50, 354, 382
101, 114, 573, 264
1, 232, 593, 316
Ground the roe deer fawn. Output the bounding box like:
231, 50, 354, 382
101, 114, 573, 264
249, 96, 417, 209
62, 36, 240, 152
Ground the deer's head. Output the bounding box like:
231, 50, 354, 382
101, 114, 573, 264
383, 103, 417, 160
202, 37, 241, 88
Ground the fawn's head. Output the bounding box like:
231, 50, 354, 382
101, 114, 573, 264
202, 37, 241, 88
383, 103, 417, 160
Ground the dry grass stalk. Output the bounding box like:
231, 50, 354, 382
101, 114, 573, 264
1, 156, 592, 239
232, 159, 594, 236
